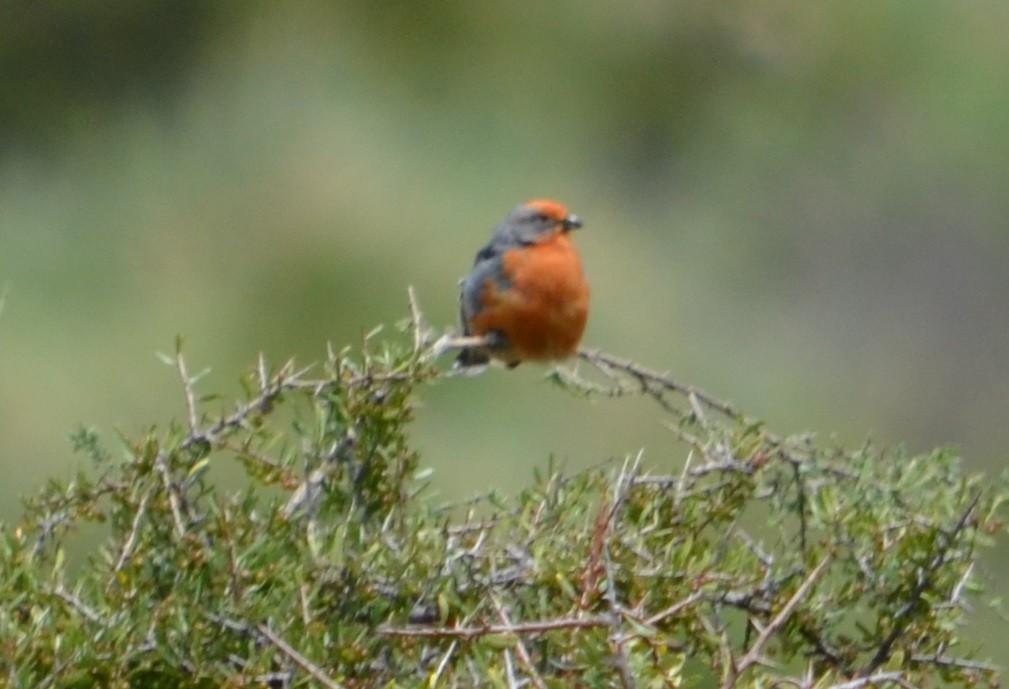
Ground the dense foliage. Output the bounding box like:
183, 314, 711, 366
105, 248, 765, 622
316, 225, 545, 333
1, 320, 1004, 687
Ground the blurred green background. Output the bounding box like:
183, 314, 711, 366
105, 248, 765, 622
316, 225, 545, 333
1, 0, 1007, 655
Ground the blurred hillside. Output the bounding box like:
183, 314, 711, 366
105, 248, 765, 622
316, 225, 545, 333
1, 0, 1007, 543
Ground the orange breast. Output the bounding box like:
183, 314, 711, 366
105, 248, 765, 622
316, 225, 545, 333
472, 234, 589, 364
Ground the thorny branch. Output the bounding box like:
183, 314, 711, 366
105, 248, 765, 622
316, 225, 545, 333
428, 322, 999, 686
826, 671, 910, 689
51, 584, 109, 628
860, 493, 982, 676
378, 615, 614, 639
491, 595, 549, 689
603, 454, 644, 689
720, 554, 832, 689
21, 294, 998, 687
257, 623, 345, 689
576, 348, 740, 420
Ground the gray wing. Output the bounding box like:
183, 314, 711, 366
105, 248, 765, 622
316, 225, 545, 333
459, 250, 507, 336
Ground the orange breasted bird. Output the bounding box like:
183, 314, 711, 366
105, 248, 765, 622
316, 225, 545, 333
457, 199, 589, 368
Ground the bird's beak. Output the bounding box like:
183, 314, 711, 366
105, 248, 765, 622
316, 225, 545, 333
563, 214, 582, 231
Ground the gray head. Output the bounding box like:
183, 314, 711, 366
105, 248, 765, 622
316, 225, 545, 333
492, 199, 582, 247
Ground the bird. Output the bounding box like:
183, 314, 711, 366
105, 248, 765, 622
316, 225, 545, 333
456, 199, 589, 369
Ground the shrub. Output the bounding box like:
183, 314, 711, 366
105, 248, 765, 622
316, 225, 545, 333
2, 313, 1004, 688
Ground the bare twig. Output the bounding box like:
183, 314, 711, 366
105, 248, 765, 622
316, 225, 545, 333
597, 452, 644, 689
491, 595, 549, 689
257, 352, 269, 391
720, 554, 832, 689
646, 591, 705, 627
52, 584, 108, 627
605, 548, 638, 689
909, 653, 999, 673
430, 641, 459, 687
282, 425, 358, 518
427, 333, 493, 363
154, 451, 187, 538
151, 354, 319, 548
574, 347, 838, 481
736, 530, 775, 570
220, 439, 285, 471
175, 349, 200, 433
945, 561, 974, 609
378, 615, 612, 639
577, 348, 739, 420
674, 450, 694, 507
112, 489, 151, 574
299, 584, 312, 626
827, 671, 909, 689
37, 661, 74, 689
181, 359, 315, 453
407, 285, 427, 354
502, 649, 518, 689
257, 623, 345, 689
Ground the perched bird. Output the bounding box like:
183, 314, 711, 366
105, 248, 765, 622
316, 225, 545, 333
457, 199, 589, 369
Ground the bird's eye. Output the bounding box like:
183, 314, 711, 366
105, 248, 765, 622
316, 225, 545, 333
535, 213, 550, 222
